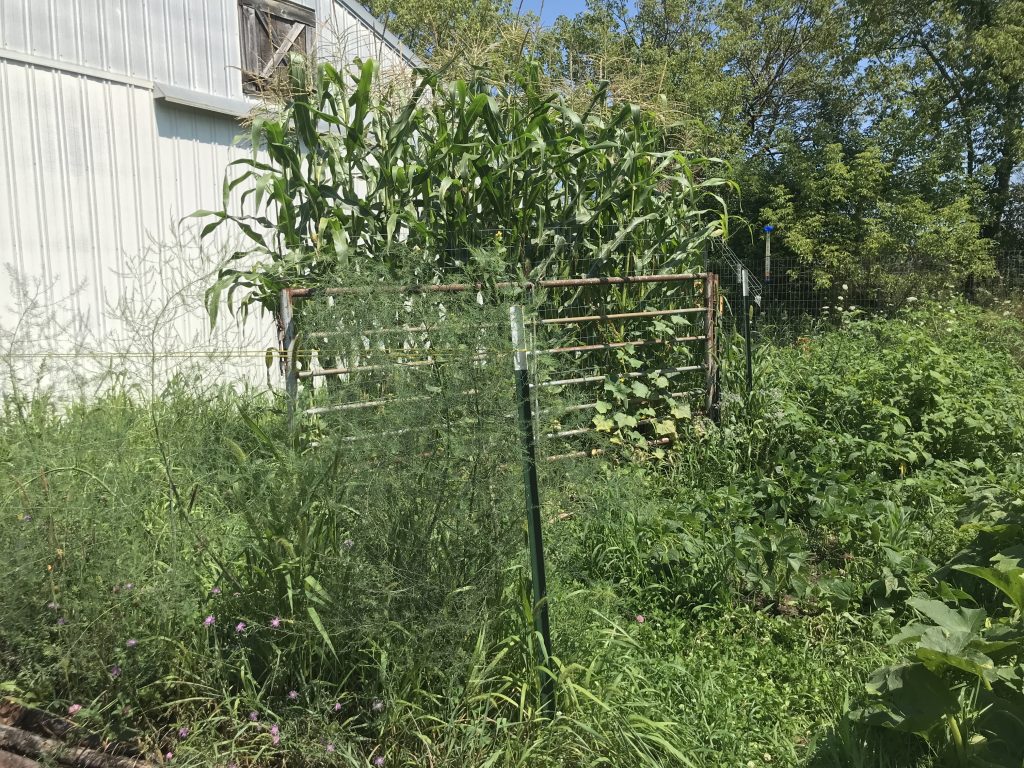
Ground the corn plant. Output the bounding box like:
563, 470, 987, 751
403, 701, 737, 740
200, 57, 734, 322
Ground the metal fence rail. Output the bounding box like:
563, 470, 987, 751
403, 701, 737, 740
277, 269, 720, 460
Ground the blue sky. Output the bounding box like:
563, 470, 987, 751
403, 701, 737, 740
513, 0, 591, 26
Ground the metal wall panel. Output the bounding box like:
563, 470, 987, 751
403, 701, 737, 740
0, 0, 246, 98
0, 0, 401, 98
0, 56, 272, 392
0, 0, 414, 394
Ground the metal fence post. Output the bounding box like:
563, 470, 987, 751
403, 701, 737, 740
509, 305, 555, 717
741, 267, 753, 394
704, 273, 720, 422
279, 288, 299, 430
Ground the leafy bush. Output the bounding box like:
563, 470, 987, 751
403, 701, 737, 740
854, 463, 1024, 766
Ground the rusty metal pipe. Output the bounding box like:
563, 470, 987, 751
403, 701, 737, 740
539, 307, 705, 324
539, 335, 707, 355
286, 272, 708, 299
536, 365, 703, 388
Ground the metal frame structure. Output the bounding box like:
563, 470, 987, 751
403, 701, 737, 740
278, 271, 721, 444
275, 267, 721, 718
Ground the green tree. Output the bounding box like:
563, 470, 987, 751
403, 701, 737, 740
348, 0, 1019, 297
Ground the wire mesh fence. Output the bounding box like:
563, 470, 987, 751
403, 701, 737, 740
275, 271, 531, 671
279, 237, 719, 465
709, 241, 1024, 346
528, 264, 716, 461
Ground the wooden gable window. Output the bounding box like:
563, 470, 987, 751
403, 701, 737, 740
238, 0, 316, 94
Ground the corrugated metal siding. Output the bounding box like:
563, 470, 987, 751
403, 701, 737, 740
0, 56, 270, 390
0, 0, 400, 97
0, 0, 412, 394
0, 0, 246, 98
318, 0, 408, 72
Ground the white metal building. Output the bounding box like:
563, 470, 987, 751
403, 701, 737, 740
0, 0, 416, 396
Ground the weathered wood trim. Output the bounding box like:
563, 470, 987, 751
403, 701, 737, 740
0, 724, 154, 768
238, 0, 316, 26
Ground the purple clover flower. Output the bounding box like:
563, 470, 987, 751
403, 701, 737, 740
373, 756, 385, 767
211, 587, 221, 596
178, 727, 189, 740
110, 665, 122, 679
165, 752, 173, 761
270, 616, 281, 629
56, 617, 67, 626
235, 622, 247, 634
333, 702, 342, 712
270, 724, 280, 746
287, 690, 299, 701
126, 638, 138, 649
203, 615, 215, 627
248, 711, 259, 722
67, 704, 81, 716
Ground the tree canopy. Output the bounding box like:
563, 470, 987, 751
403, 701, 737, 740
366, 0, 1024, 292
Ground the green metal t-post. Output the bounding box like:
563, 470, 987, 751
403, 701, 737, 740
741, 267, 753, 394
509, 305, 555, 718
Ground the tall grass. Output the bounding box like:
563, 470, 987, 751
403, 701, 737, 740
2, 300, 1023, 766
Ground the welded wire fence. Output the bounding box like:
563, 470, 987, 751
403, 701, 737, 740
279, 241, 719, 464
529, 262, 717, 460
710, 242, 1024, 344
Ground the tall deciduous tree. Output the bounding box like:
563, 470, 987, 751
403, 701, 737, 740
349, 0, 1023, 291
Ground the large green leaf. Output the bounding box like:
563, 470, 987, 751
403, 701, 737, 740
955, 565, 1024, 613
907, 597, 987, 634
914, 626, 996, 681
862, 662, 960, 733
